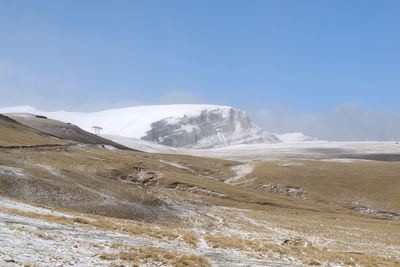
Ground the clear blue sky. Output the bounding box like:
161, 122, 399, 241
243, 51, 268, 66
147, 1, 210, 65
1, 0, 399, 113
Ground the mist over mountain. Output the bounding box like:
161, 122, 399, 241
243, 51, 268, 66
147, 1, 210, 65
250, 104, 400, 141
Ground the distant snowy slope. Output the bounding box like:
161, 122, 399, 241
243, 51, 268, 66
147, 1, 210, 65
0, 105, 281, 148
276, 132, 317, 142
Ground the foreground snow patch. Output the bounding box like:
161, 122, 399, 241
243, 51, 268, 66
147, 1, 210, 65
225, 164, 254, 184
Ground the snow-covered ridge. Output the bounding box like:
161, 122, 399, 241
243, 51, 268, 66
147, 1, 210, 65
0, 105, 280, 148
0, 105, 231, 138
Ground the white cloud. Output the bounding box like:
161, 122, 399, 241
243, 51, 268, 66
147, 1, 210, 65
249, 104, 400, 141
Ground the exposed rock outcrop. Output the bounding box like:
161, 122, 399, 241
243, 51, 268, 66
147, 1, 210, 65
142, 107, 280, 148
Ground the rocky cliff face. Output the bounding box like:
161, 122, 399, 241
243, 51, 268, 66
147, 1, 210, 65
142, 107, 280, 148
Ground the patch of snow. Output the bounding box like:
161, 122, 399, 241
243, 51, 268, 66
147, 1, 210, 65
0, 166, 27, 179
159, 160, 218, 181
225, 164, 254, 184
159, 160, 191, 171
354, 206, 400, 219
277, 161, 305, 167
0, 197, 74, 218
176, 185, 227, 198
259, 184, 310, 200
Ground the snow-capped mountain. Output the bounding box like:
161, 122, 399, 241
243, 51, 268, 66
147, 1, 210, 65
142, 107, 280, 148
0, 105, 280, 148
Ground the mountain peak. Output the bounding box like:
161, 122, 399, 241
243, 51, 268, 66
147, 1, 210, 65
142, 107, 280, 148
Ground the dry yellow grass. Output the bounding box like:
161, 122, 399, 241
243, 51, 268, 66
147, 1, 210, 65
248, 160, 400, 213
0, 127, 70, 147
204, 234, 400, 267
0, 114, 71, 147
100, 246, 210, 267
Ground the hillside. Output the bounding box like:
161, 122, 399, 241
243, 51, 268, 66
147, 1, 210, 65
0, 114, 70, 147
7, 113, 133, 150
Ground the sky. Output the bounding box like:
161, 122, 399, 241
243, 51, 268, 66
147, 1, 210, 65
0, 0, 399, 140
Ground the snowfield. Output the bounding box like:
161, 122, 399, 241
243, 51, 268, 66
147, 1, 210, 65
106, 134, 400, 162
190, 140, 400, 161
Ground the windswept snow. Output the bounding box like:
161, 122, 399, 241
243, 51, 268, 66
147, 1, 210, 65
225, 164, 254, 184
